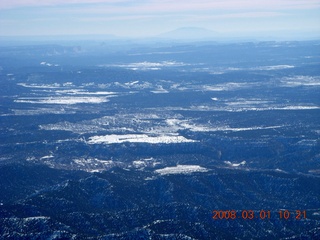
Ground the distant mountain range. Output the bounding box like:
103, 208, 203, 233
157, 27, 218, 40
1, 27, 319, 45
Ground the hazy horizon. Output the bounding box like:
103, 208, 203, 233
0, 0, 319, 41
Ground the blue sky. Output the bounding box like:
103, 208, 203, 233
0, 0, 319, 39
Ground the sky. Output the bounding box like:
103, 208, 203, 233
0, 0, 320, 40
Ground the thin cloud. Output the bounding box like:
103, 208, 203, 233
40, 0, 319, 17
188, 11, 289, 20
0, 0, 129, 9
1, 0, 319, 11
78, 15, 157, 22
75, 11, 288, 23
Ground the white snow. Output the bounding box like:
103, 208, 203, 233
225, 161, 246, 167
281, 75, 320, 87
125, 81, 139, 86
38, 110, 289, 136
151, 88, 169, 94
252, 65, 294, 71
195, 65, 294, 75
15, 96, 110, 104
40, 61, 59, 67
217, 125, 283, 132
98, 160, 114, 164
73, 159, 86, 166
10, 107, 72, 116
100, 61, 188, 70
165, 118, 284, 132
131, 158, 160, 169
189, 104, 320, 112
24, 216, 49, 221
62, 82, 74, 86
202, 82, 252, 91
17, 83, 61, 89
40, 154, 54, 160
132, 160, 147, 168
70, 158, 116, 172
87, 134, 196, 144
277, 106, 320, 110
55, 89, 116, 95
225, 99, 271, 106
155, 165, 208, 175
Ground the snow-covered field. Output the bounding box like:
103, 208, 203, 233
87, 134, 197, 144
155, 165, 208, 175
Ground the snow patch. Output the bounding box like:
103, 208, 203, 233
40, 154, 54, 160
132, 160, 147, 168
224, 161, 246, 167
131, 158, 160, 169
151, 87, 169, 94
87, 134, 197, 144
24, 216, 49, 221
100, 61, 188, 71
281, 75, 320, 87
15, 96, 110, 104
40, 61, 59, 67
155, 165, 208, 175
55, 89, 116, 95
252, 65, 294, 71
17, 83, 61, 89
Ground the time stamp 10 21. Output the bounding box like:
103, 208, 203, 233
212, 210, 307, 220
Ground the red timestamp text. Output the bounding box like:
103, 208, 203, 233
212, 210, 307, 220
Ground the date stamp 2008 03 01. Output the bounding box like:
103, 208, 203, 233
212, 210, 307, 220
